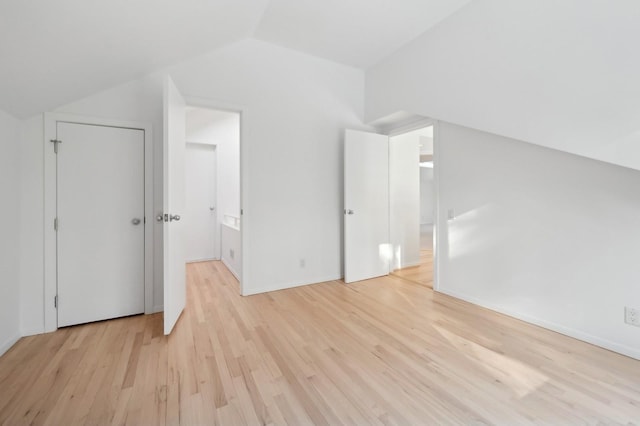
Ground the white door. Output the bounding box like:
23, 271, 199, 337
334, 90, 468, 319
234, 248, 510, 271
57, 122, 145, 327
344, 129, 390, 283
185, 143, 217, 262
163, 75, 187, 335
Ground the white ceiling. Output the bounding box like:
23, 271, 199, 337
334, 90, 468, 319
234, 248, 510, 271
0, 0, 270, 118
253, 0, 472, 69
0, 0, 471, 118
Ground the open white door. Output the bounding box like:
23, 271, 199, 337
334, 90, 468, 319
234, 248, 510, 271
163, 76, 187, 334
344, 129, 390, 283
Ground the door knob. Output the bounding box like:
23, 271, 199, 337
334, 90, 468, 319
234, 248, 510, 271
346, 209, 354, 215
209, 206, 215, 211
170, 214, 181, 222
131, 218, 141, 225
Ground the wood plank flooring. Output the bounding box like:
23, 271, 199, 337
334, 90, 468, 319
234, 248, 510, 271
390, 249, 433, 288
1, 261, 640, 424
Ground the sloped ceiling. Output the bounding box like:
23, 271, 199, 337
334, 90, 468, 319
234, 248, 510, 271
0, 0, 270, 118
253, 0, 472, 68
0, 0, 470, 118
366, 0, 640, 171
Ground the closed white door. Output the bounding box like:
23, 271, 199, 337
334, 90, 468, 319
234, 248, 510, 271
344, 129, 390, 283
185, 143, 217, 262
57, 122, 145, 327
163, 75, 187, 335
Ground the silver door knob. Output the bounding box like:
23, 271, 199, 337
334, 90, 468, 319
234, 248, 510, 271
170, 214, 181, 222
209, 206, 215, 211
346, 209, 354, 215
131, 218, 141, 225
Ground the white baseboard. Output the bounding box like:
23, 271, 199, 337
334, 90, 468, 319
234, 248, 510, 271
242, 275, 342, 296
0, 334, 21, 357
221, 258, 240, 280
437, 287, 640, 361
152, 305, 164, 313
186, 257, 219, 264
21, 327, 45, 337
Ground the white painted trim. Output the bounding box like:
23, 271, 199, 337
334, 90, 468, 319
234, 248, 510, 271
438, 287, 640, 361
242, 275, 342, 296
153, 305, 164, 314
0, 334, 20, 357
20, 327, 45, 338
385, 117, 436, 137
221, 258, 240, 281
432, 121, 441, 291
183, 95, 248, 296
392, 259, 422, 272
186, 258, 219, 264
43, 112, 154, 333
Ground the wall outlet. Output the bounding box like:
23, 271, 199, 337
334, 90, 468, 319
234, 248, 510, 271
299, 258, 306, 268
229, 249, 234, 259
624, 307, 640, 327
447, 208, 455, 220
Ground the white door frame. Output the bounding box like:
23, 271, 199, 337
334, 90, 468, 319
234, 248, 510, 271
184, 96, 247, 295
43, 112, 154, 332
384, 118, 441, 291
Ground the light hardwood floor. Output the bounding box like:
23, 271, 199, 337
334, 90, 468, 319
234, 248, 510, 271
390, 249, 433, 288
1, 261, 639, 424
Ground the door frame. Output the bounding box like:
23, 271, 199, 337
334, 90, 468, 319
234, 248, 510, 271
185, 141, 219, 262
184, 96, 247, 295
384, 118, 441, 291
43, 113, 154, 332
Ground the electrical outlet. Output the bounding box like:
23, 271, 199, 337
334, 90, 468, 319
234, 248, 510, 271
624, 307, 640, 327
229, 249, 234, 259
299, 258, 306, 268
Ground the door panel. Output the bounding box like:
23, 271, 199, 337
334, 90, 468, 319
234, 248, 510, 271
344, 129, 390, 283
185, 143, 217, 262
57, 122, 145, 327
163, 75, 187, 335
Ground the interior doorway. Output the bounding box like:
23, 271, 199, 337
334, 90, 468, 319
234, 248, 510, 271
184, 106, 241, 279
389, 125, 434, 288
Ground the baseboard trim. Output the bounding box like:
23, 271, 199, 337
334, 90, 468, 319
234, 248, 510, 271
242, 275, 342, 296
0, 334, 21, 357
437, 287, 640, 361
221, 258, 240, 280
21, 327, 45, 337
152, 305, 164, 313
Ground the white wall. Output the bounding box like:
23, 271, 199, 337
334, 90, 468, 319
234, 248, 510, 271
366, 0, 640, 172
0, 110, 21, 355
221, 223, 241, 279
19, 76, 164, 332
436, 122, 640, 360
420, 167, 435, 225
389, 132, 420, 270
18, 38, 366, 333
167, 39, 366, 294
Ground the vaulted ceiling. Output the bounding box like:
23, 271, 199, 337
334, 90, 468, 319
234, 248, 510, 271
0, 0, 471, 118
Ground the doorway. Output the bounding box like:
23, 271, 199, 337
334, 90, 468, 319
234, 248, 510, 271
184, 106, 241, 279
389, 125, 434, 287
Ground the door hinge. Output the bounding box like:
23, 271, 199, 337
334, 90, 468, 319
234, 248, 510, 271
54, 295, 58, 308
50, 139, 62, 154
54, 217, 58, 231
